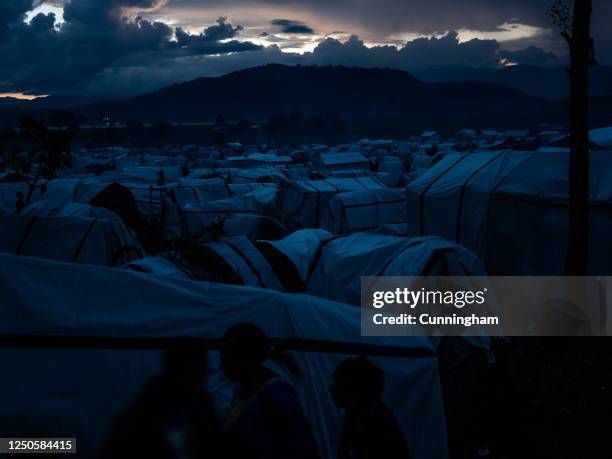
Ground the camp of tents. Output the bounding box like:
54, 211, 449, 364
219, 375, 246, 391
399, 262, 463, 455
1, 136, 611, 458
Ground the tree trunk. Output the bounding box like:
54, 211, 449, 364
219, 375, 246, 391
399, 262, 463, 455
565, 0, 592, 275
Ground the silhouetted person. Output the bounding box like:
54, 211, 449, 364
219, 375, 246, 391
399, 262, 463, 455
105, 348, 221, 459
220, 323, 320, 459
15, 191, 24, 214
331, 357, 411, 459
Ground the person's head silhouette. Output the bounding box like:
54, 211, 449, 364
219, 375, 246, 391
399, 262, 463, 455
220, 323, 272, 384
331, 356, 383, 409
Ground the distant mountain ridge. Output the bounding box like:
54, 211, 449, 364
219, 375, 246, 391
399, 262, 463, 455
5, 64, 612, 131
411, 65, 612, 100
71, 64, 560, 126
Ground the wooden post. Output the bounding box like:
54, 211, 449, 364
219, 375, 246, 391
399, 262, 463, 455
564, 0, 593, 275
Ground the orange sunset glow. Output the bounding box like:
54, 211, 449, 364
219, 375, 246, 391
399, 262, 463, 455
0, 92, 48, 100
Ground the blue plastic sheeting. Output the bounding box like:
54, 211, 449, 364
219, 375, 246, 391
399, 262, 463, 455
406, 150, 612, 275
0, 253, 447, 459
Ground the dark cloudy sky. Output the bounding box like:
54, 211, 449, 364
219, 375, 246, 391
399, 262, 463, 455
1, 0, 611, 99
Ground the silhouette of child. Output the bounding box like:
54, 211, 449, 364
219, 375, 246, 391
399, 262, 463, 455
220, 323, 320, 459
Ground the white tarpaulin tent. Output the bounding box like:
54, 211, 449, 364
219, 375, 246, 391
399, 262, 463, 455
226, 167, 288, 185
186, 168, 216, 179
256, 229, 333, 292
0, 179, 82, 213
181, 198, 259, 237
229, 182, 272, 196
262, 229, 332, 284
222, 214, 288, 241
119, 165, 183, 183
21, 201, 124, 225
123, 255, 192, 280
279, 177, 386, 230
306, 233, 486, 307
322, 188, 408, 234
0, 214, 144, 267
170, 177, 232, 205
179, 184, 280, 236
74, 178, 235, 236
405, 150, 612, 275
0, 253, 447, 459
316, 152, 369, 171
329, 169, 371, 179
589, 126, 612, 148
0, 182, 37, 213
35, 178, 84, 206
206, 236, 285, 291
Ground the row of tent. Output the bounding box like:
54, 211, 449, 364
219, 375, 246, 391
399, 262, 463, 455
123, 231, 486, 301
1, 149, 610, 275
0, 197, 489, 300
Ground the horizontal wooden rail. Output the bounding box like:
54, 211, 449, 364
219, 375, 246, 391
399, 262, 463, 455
0, 334, 435, 358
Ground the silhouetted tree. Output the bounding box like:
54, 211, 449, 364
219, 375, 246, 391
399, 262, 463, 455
550, 0, 597, 275
0, 117, 72, 206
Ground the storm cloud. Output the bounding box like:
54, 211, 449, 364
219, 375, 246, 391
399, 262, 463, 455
1, 0, 609, 99
271, 19, 315, 34
499, 45, 565, 66
0, 1, 261, 96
